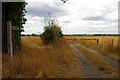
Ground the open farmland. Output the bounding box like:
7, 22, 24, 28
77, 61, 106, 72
2, 0, 120, 79
65, 36, 119, 61
2, 36, 119, 78
65, 35, 119, 77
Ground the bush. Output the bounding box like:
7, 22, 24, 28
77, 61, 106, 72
41, 20, 63, 45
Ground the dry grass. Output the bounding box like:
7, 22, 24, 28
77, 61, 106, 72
65, 36, 119, 61
75, 44, 118, 78
2, 36, 83, 78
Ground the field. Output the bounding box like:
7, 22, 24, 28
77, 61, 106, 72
65, 35, 119, 77
2, 36, 119, 78
65, 36, 119, 61
2, 36, 83, 78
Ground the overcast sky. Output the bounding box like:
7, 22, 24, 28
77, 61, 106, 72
22, 0, 119, 34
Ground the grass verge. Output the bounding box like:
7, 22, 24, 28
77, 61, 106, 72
2, 36, 83, 78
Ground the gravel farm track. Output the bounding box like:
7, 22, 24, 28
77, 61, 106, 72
70, 42, 119, 78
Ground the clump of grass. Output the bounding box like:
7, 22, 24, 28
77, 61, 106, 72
2, 36, 83, 78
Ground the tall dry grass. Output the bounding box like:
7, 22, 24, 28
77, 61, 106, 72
2, 36, 83, 78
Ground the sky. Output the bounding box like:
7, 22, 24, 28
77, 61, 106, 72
22, 0, 119, 34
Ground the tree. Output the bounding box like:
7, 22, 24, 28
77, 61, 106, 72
41, 14, 63, 45
4, 2, 27, 50
31, 33, 37, 36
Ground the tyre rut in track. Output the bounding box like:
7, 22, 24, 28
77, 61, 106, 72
74, 42, 119, 72
70, 44, 104, 78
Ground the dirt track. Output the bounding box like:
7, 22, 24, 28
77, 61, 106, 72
70, 44, 103, 78
70, 42, 118, 78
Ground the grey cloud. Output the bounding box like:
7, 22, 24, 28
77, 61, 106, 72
24, 1, 118, 34
53, 1, 64, 6
109, 19, 118, 23
26, 2, 68, 17
102, 6, 117, 16
83, 16, 105, 21
63, 20, 71, 23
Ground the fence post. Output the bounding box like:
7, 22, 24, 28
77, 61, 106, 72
7, 21, 13, 77
7, 21, 13, 59
96, 39, 99, 45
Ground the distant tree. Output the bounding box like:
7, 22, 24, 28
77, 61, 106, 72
31, 33, 36, 36
41, 13, 63, 45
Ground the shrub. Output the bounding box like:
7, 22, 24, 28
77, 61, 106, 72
41, 19, 63, 45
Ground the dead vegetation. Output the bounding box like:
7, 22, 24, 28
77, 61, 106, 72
2, 36, 83, 78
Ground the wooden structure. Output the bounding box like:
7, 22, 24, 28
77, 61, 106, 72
3, 21, 20, 54
2, 3, 21, 54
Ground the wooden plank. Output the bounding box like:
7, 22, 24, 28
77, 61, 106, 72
12, 26, 19, 30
